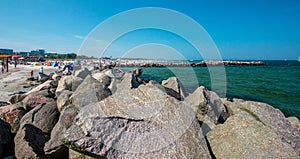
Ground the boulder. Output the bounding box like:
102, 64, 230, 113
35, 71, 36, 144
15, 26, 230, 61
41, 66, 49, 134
184, 86, 206, 112
200, 115, 216, 136
56, 76, 71, 93
0, 102, 27, 133
9, 94, 25, 104
287, 117, 300, 133
0, 119, 13, 158
22, 90, 55, 109
225, 99, 300, 155
44, 105, 78, 158
115, 72, 139, 92
56, 76, 83, 94
38, 73, 48, 81
203, 89, 229, 124
52, 73, 62, 81
22, 81, 40, 89
24, 80, 52, 96
0, 101, 9, 107
184, 86, 229, 124
14, 124, 50, 159
57, 90, 72, 112
69, 149, 98, 159
64, 84, 211, 158
92, 72, 111, 86
102, 68, 124, 79
136, 76, 147, 85
15, 101, 59, 158
112, 68, 125, 79
207, 112, 298, 159
108, 78, 119, 94
50, 79, 59, 88
74, 67, 91, 79
148, 80, 182, 100
38, 73, 50, 83
102, 69, 114, 78
69, 75, 111, 109
18, 101, 59, 133
26, 76, 36, 81
162, 77, 187, 99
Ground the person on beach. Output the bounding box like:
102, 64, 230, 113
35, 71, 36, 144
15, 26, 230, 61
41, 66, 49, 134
30, 70, 33, 77
1, 66, 4, 74
40, 67, 44, 74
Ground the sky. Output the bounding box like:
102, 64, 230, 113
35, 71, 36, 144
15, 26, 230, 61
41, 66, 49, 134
0, 0, 300, 60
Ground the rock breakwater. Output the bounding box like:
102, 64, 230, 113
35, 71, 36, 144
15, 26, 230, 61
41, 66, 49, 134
0, 66, 299, 159
116, 60, 265, 67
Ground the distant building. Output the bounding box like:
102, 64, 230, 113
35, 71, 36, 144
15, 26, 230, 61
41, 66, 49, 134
45, 52, 59, 58
19, 51, 30, 56
30, 49, 45, 55
0, 48, 13, 54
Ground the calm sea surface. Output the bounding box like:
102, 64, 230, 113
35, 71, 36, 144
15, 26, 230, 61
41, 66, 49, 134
121, 61, 300, 118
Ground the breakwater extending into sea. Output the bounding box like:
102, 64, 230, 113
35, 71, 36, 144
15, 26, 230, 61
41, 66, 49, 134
121, 60, 300, 118
116, 60, 265, 67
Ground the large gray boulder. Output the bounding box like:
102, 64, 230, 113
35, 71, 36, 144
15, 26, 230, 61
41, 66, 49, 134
116, 72, 139, 92
148, 80, 183, 100
15, 124, 50, 159
56, 75, 83, 94
64, 84, 211, 159
224, 99, 300, 155
184, 86, 229, 125
22, 89, 55, 109
0, 119, 13, 158
14, 101, 59, 158
162, 77, 187, 99
57, 90, 72, 112
108, 78, 119, 94
184, 86, 206, 112
101, 68, 124, 78
74, 67, 91, 79
92, 72, 111, 83
69, 75, 111, 109
106, 69, 138, 94
44, 105, 78, 158
288, 117, 300, 133
207, 111, 298, 159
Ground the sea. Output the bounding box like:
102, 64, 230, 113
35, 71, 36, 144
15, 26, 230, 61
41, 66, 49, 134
121, 60, 300, 118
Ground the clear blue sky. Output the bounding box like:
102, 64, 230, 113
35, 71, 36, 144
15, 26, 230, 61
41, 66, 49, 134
0, 0, 299, 60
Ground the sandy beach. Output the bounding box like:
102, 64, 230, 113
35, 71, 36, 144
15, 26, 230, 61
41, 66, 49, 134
0, 65, 58, 102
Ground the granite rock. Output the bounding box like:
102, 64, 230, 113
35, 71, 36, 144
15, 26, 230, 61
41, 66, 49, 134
64, 84, 211, 158
44, 105, 78, 158
207, 111, 298, 159
69, 75, 111, 109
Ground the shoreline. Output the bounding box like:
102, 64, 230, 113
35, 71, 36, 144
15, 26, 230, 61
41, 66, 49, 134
0, 65, 58, 102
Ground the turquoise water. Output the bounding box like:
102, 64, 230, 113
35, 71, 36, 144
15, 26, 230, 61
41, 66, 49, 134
121, 61, 300, 118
